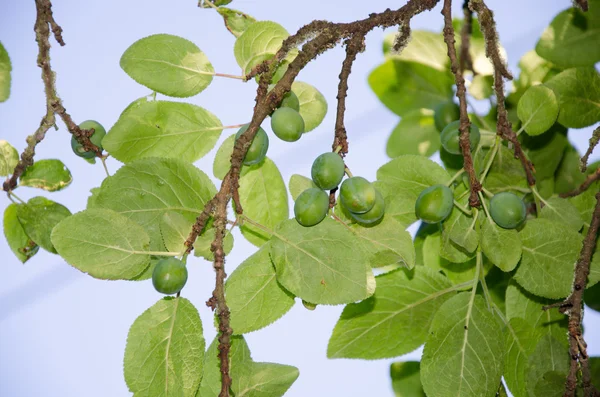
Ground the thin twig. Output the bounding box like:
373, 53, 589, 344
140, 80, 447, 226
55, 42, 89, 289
581, 126, 600, 172
574, 0, 589, 11
560, 168, 600, 198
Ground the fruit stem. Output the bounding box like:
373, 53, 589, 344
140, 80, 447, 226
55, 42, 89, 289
344, 167, 353, 178
8, 191, 26, 204
453, 199, 472, 216
447, 168, 465, 186
478, 191, 492, 222
334, 145, 342, 154
479, 135, 500, 185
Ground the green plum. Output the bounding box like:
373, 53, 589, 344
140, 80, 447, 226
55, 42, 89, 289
434, 101, 460, 132
294, 188, 330, 227
349, 189, 385, 225
311, 153, 345, 190
339, 177, 376, 214
152, 257, 188, 295
489, 192, 526, 229
415, 184, 454, 224
302, 300, 317, 310
440, 120, 480, 155
271, 107, 304, 142
235, 124, 269, 166
71, 120, 106, 159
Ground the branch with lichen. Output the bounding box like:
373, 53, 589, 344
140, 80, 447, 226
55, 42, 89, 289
560, 168, 600, 198
581, 125, 600, 172
459, 0, 474, 73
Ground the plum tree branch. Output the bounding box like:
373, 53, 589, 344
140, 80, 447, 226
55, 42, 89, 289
560, 168, 600, 198
3, 0, 102, 193
580, 125, 600, 172
459, 0, 474, 73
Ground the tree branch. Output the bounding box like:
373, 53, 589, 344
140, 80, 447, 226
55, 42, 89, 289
459, 0, 474, 73
581, 125, 600, 172
441, 0, 481, 207
560, 168, 600, 198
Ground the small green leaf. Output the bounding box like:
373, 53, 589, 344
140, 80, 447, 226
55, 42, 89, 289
197, 336, 250, 397
120, 34, 214, 97
481, 220, 522, 272
386, 109, 440, 158
423, 231, 480, 283
377, 155, 449, 200
384, 30, 449, 72
160, 212, 193, 254
504, 318, 544, 397
234, 21, 290, 75
216, 7, 256, 38
227, 245, 295, 334
19, 159, 72, 192
51, 209, 151, 280
0, 41, 11, 102
421, 293, 505, 397
213, 133, 235, 180
270, 218, 375, 305
483, 145, 529, 194
441, 195, 478, 254
103, 99, 223, 163
526, 335, 569, 396
124, 297, 205, 397
239, 158, 288, 247
292, 81, 328, 132
570, 185, 598, 232
16, 196, 71, 253
3, 204, 39, 263
554, 146, 587, 195
545, 67, 600, 128
288, 174, 318, 201
517, 85, 559, 136
540, 196, 584, 231
390, 361, 425, 397
468, 75, 493, 100
521, 124, 567, 180
0, 140, 18, 176
327, 267, 453, 359
193, 228, 234, 261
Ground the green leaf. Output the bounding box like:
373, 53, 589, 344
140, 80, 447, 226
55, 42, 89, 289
327, 267, 454, 359
526, 335, 569, 396
481, 220, 522, 272
386, 109, 440, 158
124, 297, 205, 397
540, 196, 584, 231
554, 146, 586, 195
468, 75, 494, 100
503, 317, 544, 397
534, 371, 567, 397
292, 81, 328, 133
197, 336, 250, 397
226, 244, 295, 334
536, 6, 600, 68
377, 183, 418, 227
516, 51, 559, 89
390, 361, 425, 397
521, 123, 567, 180
51, 209, 151, 280
517, 85, 559, 136
384, 30, 449, 71
239, 158, 288, 247
545, 67, 600, 128
288, 174, 318, 201
377, 155, 450, 200
421, 293, 505, 397
514, 218, 582, 299
216, 7, 256, 38
103, 99, 223, 163
94, 157, 216, 250
19, 159, 72, 192
270, 218, 375, 305
483, 145, 529, 194
0, 41, 11, 102
423, 231, 481, 283
213, 133, 235, 180
193, 227, 234, 261
200, 0, 232, 7
441, 196, 478, 254
368, 59, 454, 116
159, 211, 192, 254
16, 197, 71, 253
120, 34, 214, 98
3, 204, 39, 263
0, 140, 18, 176
234, 21, 290, 75
570, 185, 598, 231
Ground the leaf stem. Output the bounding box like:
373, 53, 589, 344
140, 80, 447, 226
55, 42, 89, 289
478, 251, 493, 310
453, 199, 473, 216
479, 135, 500, 185
8, 191, 26, 204
447, 168, 465, 186
478, 191, 492, 220
146, 251, 183, 257
344, 167, 353, 178
238, 215, 275, 235
531, 185, 545, 216
100, 156, 110, 177
213, 72, 246, 81
222, 124, 247, 130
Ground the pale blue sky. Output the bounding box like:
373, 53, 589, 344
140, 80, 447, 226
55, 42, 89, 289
0, 1, 598, 396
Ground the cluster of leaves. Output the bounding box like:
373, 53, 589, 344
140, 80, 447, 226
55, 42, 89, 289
1, 1, 599, 396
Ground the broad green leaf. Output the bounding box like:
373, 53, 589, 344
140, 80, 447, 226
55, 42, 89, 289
103, 99, 223, 163
94, 158, 216, 250
516, 51, 559, 89
3, 204, 39, 263
423, 232, 480, 283
421, 293, 505, 397
376, 182, 418, 227
270, 218, 375, 305
288, 174, 318, 201
87, 187, 101, 208
0, 140, 18, 176
239, 158, 288, 246
554, 146, 587, 195
570, 185, 598, 231
439, 231, 476, 264
193, 227, 234, 261
234, 21, 290, 75
484, 145, 529, 194
226, 245, 295, 334
386, 109, 440, 158
390, 361, 425, 397
526, 335, 569, 396
504, 318, 544, 397
292, 81, 328, 133
0, 41, 11, 102
216, 7, 256, 37
545, 67, 600, 128
414, 222, 438, 266
19, 159, 72, 192
368, 59, 454, 116
468, 74, 494, 100
159, 211, 192, 254
521, 124, 567, 180
120, 34, 214, 97
485, 267, 511, 314
441, 195, 478, 254
514, 219, 582, 299
16, 197, 71, 253
349, 217, 416, 269
533, 371, 567, 397
481, 220, 522, 272
536, 5, 600, 68
540, 196, 584, 231
124, 297, 205, 397
377, 155, 450, 200
51, 209, 151, 280
213, 133, 235, 180
517, 85, 559, 136
384, 30, 448, 71
197, 336, 250, 397
327, 267, 454, 359
590, 356, 600, 380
